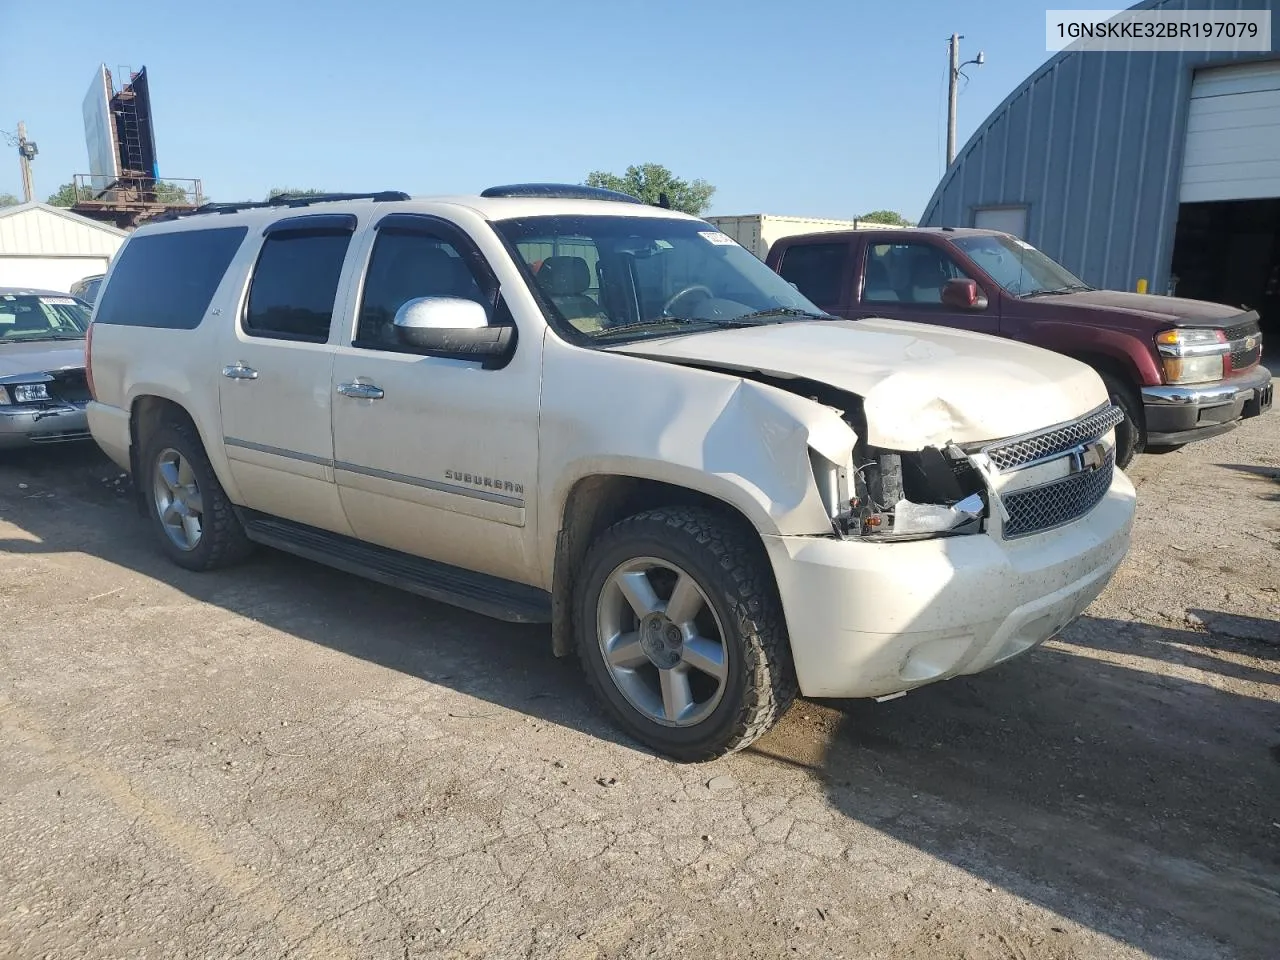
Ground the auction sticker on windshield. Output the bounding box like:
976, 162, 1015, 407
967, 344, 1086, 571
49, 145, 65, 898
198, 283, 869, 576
698, 231, 737, 246
40, 297, 78, 305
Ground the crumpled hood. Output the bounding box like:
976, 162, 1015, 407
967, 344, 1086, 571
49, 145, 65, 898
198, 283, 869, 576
607, 318, 1108, 449
0, 340, 86, 380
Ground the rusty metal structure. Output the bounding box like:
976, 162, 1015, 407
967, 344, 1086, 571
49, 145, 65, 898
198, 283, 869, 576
71, 65, 204, 229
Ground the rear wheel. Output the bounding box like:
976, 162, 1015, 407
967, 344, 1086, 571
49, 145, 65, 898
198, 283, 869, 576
141, 419, 252, 571
1097, 371, 1144, 469
575, 506, 797, 761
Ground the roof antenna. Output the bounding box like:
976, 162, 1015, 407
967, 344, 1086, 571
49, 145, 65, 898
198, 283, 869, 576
657, 192, 671, 209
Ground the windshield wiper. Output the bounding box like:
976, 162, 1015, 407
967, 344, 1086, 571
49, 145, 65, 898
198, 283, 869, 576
1, 334, 85, 342
1021, 284, 1092, 299
732, 307, 836, 323
592, 316, 757, 340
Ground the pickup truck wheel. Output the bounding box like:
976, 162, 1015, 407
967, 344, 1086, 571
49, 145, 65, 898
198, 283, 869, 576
142, 420, 252, 571
575, 507, 797, 761
1097, 371, 1144, 469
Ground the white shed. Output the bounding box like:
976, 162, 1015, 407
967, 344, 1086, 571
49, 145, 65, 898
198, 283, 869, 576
0, 202, 127, 292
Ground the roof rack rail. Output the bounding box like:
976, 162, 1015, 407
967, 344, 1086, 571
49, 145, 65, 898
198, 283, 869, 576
480, 183, 644, 204
160, 191, 411, 219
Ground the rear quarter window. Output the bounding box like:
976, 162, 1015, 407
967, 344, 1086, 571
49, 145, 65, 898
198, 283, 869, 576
777, 242, 848, 306
94, 227, 248, 329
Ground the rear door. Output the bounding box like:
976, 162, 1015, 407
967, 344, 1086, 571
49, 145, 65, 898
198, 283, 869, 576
772, 238, 855, 315
851, 236, 1000, 335
217, 213, 357, 534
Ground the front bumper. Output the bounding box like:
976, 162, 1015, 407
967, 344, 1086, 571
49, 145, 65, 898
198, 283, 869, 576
0, 401, 91, 449
763, 469, 1136, 699
1140, 364, 1273, 445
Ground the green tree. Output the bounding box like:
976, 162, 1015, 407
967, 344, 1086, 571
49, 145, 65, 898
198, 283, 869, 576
153, 181, 198, 205
47, 182, 83, 207
585, 163, 715, 216
856, 209, 914, 227
266, 187, 329, 200
0, 192, 20, 207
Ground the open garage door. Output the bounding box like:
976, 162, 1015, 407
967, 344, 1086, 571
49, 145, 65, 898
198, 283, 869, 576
1173, 61, 1280, 341
1181, 60, 1280, 204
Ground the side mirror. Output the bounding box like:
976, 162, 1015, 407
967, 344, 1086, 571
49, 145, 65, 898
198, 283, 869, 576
393, 297, 513, 359
941, 278, 989, 311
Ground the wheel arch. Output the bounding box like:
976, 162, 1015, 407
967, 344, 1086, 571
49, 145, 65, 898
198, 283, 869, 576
128, 393, 239, 512
549, 474, 775, 657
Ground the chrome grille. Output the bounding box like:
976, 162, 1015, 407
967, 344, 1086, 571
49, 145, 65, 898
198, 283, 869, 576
983, 405, 1125, 472
1002, 450, 1115, 538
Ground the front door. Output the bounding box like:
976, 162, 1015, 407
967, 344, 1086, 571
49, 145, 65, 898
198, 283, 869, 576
852, 238, 1000, 335
329, 214, 542, 586
217, 215, 358, 534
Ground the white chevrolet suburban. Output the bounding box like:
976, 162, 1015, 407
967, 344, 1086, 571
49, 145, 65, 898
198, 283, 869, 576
85, 185, 1136, 760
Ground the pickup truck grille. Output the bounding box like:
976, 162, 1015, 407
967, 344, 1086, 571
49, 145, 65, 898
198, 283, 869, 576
1002, 449, 1116, 538
1231, 341, 1261, 370
982, 404, 1125, 472
1221, 317, 1260, 343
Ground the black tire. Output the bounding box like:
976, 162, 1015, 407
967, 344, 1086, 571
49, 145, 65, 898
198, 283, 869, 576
140, 418, 252, 571
1097, 370, 1144, 469
574, 506, 797, 761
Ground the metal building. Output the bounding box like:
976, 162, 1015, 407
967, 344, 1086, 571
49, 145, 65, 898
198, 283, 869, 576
0, 202, 127, 292
920, 0, 1280, 337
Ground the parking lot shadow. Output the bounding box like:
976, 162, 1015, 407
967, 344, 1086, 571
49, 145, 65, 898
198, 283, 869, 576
771, 618, 1280, 958
3, 446, 1278, 958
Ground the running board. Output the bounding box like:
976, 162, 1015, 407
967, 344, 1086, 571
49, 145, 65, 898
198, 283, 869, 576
239, 511, 552, 624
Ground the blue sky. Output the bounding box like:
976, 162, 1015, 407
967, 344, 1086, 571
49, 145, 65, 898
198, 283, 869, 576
1, 0, 1122, 220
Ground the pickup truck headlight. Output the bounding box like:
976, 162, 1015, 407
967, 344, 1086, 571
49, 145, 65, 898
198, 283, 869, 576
1155, 328, 1227, 384
9, 383, 51, 403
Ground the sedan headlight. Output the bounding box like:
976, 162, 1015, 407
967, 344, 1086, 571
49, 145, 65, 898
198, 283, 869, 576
1155, 328, 1227, 384
10, 383, 51, 403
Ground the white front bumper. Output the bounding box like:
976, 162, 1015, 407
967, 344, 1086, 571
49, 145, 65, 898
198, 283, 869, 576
763, 469, 1136, 699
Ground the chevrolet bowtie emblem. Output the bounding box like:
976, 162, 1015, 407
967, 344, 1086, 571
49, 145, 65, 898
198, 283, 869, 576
1244, 335, 1258, 350
1067, 441, 1105, 474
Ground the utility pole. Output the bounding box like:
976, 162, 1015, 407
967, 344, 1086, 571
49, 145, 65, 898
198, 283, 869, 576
946, 36, 985, 167
17, 122, 38, 202
947, 34, 960, 168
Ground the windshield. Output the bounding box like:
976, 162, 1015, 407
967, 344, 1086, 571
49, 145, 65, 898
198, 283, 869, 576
494, 215, 825, 343
0, 294, 90, 342
951, 234, 1090, 297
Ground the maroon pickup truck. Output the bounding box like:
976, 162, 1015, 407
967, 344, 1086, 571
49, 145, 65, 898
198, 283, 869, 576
765, 228, 1273, 467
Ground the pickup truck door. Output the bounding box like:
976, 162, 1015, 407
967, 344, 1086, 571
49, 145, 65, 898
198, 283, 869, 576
849, 236, 1001, 336
772, 237, 855, 315
328, 214, 541, 586
217, 213, 358, 535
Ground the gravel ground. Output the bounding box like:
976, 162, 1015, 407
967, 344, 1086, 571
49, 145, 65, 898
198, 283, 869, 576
0, 411, 1276, 960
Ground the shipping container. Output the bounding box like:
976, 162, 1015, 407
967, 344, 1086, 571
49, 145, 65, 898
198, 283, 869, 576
705, 215, 904, 260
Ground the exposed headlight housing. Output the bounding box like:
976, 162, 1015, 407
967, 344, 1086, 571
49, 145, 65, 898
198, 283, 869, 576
839, 448, 989, 541
10, 383, 51, 403
1156, 328, 1227, 384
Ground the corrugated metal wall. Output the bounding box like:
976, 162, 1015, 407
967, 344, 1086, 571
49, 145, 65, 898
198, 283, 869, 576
919, 0, 1279, 293
0, 205, 126, 258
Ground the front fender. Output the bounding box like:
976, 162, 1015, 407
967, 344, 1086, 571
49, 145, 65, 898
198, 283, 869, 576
537, 337, 857, 579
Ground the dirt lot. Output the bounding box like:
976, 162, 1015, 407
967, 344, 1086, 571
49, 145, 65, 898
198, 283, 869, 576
1, 411, 1277, 960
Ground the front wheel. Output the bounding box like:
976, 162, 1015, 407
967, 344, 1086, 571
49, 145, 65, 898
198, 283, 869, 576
1097, 371, 1144, 469
575, 507, 797, 761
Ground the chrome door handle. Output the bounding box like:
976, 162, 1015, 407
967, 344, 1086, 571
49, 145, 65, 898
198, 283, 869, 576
337, 381, 385, 400
222, 363, 259, 380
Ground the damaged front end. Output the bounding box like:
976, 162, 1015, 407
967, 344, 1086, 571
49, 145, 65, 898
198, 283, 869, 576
759, 374, 997, 543
813, 441, 993, 542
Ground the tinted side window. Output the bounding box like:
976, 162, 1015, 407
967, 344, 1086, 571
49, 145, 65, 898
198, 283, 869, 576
94, 227, 247, 329
244, 231, 352, 342
356, 231, 488, 348
863, 242, 973, 305
777, 242, 847, 306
